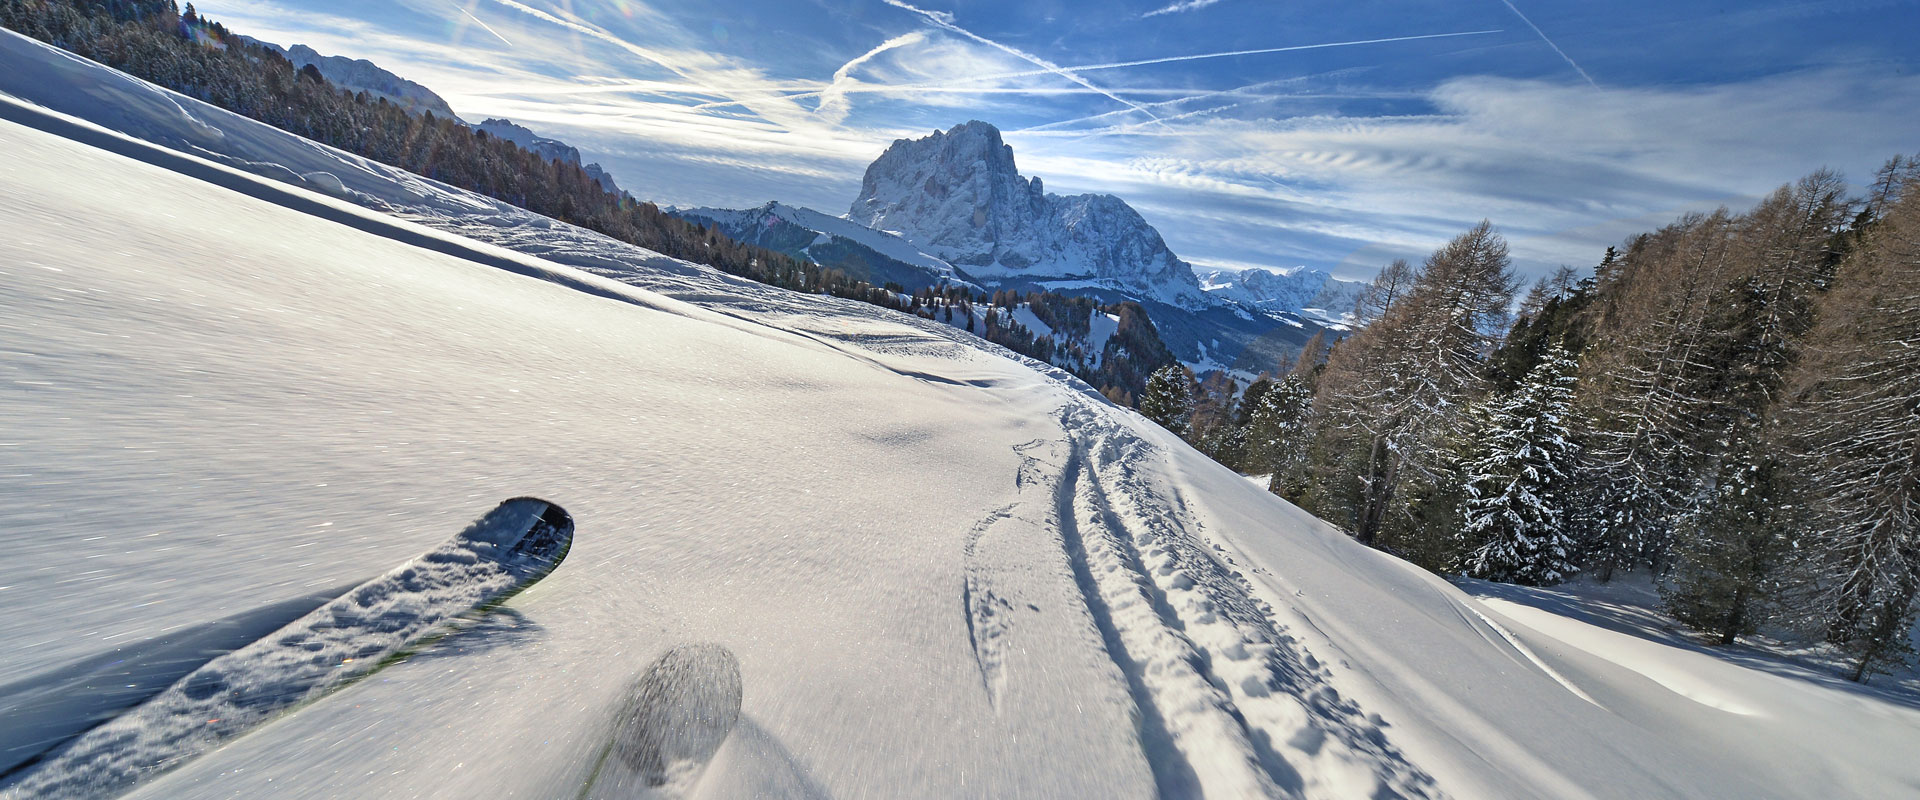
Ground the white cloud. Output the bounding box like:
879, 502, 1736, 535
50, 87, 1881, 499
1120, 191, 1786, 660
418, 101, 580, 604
1142, 0, 1224, 18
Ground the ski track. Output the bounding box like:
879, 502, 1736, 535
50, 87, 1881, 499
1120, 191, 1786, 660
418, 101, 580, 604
965, 404, 1441, 799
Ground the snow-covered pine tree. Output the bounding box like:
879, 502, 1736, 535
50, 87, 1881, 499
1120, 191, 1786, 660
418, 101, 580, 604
1140, 364, 1195, 436
1247, 374, 1313, 497
1460, 341, 1581, 586
1780, 161, 1920, 680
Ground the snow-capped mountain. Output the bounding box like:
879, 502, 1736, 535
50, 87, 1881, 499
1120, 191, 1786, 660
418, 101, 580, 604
849, 121, 1209, 311
476, 118, 623, 196
267, 43, 460, 121
1199, 266, 1368, 329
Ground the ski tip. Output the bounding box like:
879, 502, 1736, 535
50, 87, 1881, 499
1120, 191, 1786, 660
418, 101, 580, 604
613, 643, 744, 786
502, 496, 574, 533
457, 497, 573, 566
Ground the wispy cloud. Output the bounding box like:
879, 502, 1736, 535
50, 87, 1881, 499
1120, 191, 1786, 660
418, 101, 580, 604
1142, 0, 1224, 18
202, 0, 1919, 283
1496, 0, 1598, 88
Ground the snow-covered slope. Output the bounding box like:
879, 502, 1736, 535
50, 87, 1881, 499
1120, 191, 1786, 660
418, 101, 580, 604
850, 121, 1210, 310
1199, 266, 1366, 329
3, 29, 1919, 799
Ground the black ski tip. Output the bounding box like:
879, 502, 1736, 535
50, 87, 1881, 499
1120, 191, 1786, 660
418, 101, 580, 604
497, 496, 573, 531
614, 643, 744, 786
458, 497, 574, 567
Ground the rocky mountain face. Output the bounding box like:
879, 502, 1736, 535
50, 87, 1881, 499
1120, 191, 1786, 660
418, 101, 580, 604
848, 121, 1209, 310
273, 43, 460, 120
1198, 267, 1366, 328
477, 119, 622, 196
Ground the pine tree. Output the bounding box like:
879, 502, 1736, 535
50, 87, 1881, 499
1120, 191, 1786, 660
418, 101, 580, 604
1247, 375, 1313, 496
1140, 364, 1195, 436
1460, 342, 1581, 585
1662, 449, 1800, 643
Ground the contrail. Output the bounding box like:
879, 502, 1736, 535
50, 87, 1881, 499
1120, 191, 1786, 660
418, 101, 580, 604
480, 0, 817, 130
482, 0, 682, 75
689, 29, 1500, 113
1015, 68, 1409, 133
455, 3, 514, 47
818, 31, 926, 121
880, 0, 1165, 125
1025, 29, 1503, 76
1496, 0, 1598, 88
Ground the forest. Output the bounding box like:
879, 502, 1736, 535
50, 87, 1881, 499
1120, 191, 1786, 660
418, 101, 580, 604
1139, 161, 1920, 680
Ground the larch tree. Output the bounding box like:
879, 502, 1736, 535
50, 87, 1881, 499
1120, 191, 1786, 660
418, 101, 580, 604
1315, 222, 1516, 546
1662, 172, 1851, 639
1352, 258, 1416, 324
1575, 211, 1738, 577
1780, 163, 1920, 680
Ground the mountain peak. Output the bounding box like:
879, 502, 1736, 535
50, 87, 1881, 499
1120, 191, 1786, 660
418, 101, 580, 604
848, 122, 1206, 309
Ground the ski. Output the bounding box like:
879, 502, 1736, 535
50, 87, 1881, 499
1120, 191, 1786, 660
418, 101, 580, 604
3, 497, 573, 800
580, 643, 743, 799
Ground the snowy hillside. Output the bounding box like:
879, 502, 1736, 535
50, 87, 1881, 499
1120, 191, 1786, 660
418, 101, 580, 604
3, 28, 1919, 799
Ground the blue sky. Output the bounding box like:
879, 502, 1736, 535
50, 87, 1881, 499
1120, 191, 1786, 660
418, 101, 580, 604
202, 0, 1920, 282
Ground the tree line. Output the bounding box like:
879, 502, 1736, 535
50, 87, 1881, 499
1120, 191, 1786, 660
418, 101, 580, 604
1139, 161, 1920, 681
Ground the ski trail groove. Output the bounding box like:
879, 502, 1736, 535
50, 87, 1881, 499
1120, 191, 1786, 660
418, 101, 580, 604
962, 502, 1017, 705
1059, 405, 1443, 799
1051, 442, 1209, 798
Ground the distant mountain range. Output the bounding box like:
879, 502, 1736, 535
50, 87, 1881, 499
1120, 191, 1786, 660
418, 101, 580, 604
681, 122, 1356, 376
1197, 266, 1364, 330
253, 41, 458, 120
848, 121, 1209, 311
